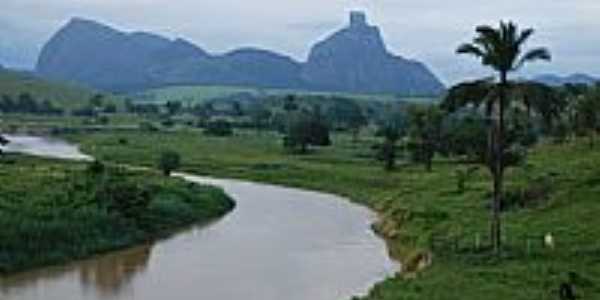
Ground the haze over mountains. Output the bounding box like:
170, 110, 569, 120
35, 12, 445, 95
532, 73, 599, 86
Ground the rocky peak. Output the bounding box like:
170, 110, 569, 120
301, 12, 444, 95
349, 11, 367, 28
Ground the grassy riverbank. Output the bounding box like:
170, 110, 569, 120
0, 155, 234, 274
68, 130, 600, 300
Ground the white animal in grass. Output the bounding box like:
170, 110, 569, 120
544, 232, 555, 249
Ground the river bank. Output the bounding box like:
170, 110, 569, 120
0, 154, 235, 275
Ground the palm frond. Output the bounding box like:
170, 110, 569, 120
456, 43, 484, 57
460, 21, 550, 78
515, 48, 551, 70
516, 28, 535, 47
442, 78, 495, 112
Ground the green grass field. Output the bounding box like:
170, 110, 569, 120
66, 129, 600, 300
133, 84, 439, 105
0, 155, 234, 274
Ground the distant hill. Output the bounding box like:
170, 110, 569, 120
0, 68, 119, 109
532, 73, 599, 86
36, 12, 445, 96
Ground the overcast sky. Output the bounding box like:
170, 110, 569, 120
1, 0, 599, 84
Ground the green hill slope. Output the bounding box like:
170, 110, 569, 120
0, 69, 121, 110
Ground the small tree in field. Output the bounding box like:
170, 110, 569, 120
407, 105, 444, 172
283, 107, 331, 154
158, 151, 181, 176
574, 87, 600, 148
378, 125, 401, 171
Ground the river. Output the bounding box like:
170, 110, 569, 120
0, 135, 398, 300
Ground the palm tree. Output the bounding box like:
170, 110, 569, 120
457, 21, 551, 253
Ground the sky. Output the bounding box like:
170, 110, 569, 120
1, 0, 599, 85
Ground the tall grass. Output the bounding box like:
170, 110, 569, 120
0, 156, 234, 274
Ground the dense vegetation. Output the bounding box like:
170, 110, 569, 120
0, 155, 234, 274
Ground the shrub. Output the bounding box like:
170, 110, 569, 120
87, 160, 105, 176
139, 121, 158, 132
158, 151, 181, 176
204, 119, 233, 136
94, 181, 152, 224
161, 118, 175, 128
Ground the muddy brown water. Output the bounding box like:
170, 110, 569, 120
0, 136, 399, 300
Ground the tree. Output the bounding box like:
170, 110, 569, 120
90, 94, 105, 108
407, 105, 444, 172
442, 78, 496, 116
165, 101, 182, 116
511, 81, 565, 133
39, 99, 63, 115
574, 87, 600, 148
561, 84, 589, 140
376, 108, 406, 171
124, 98, 135, 113
307, 105, 331, 147
17, 93, 38, 113
103, 103, 117, 114
72, 106, 97, 117
457, 21, 551, 253
327, 97, 367, 142
284, 112, 313, 154
158, 151, 181, 176
283, 107, 331, 154
0, 94, 16, 113
283, 94, 299, 112
248, 101, 272, 133
378, 125, 401, 171
440, 111, 489, 163
204, 119, 234, 136
231, 101, 244, 116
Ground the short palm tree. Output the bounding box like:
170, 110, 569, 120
511, 81, 565, 131
442, 78, 497, 116
457, 21, 551, 253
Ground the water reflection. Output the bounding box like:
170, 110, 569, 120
1, 245, 153, 299
79, 245, 153, 297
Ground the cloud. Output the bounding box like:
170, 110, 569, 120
1, 0, 599, 83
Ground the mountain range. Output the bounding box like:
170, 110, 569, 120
532, 73, 599, 86
35, 12, 445, 95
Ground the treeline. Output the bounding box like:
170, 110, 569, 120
374, 82, 600, 172
128, 94, 372, 151
0, 93, 121, 117
0, 93, 63, 115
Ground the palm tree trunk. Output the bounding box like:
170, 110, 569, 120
491, 72, 507, 254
